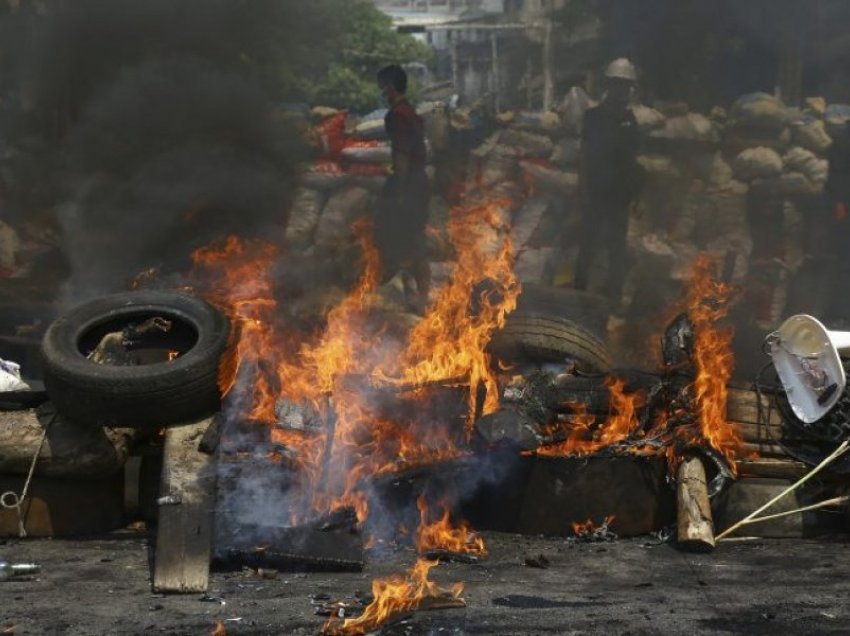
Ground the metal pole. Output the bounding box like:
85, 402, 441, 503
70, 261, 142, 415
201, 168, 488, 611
542, 17, 554, 110
490, 33, 500, 113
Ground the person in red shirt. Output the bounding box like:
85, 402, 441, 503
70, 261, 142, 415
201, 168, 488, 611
375, 65, 431, 312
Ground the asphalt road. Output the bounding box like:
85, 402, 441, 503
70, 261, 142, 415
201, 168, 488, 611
1, 531, 849, 635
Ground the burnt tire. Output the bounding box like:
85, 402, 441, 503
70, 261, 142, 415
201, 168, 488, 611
515, 284, 609, 337
41, 290, 230, 428
489, 312, 613, 372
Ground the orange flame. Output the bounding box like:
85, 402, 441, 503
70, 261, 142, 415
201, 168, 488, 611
382, 195, 521, 430
571, 515, 615, 537
321, 559, 464, 636
211, 621, 226, 636
687, 255, 744, 470
190, 235, 280, 407
415, 496, 487, 556
538, 378, 644, 457
186, 187, 523, 526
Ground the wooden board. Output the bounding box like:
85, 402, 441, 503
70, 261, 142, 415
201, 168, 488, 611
517, 456, 675, 537
152, 416, 217, 593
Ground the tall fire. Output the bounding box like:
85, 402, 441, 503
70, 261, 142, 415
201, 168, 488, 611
686, 255, 745, 468
188, 190, 521, 529
535, 256, 744, 468
169, 196, 747, 634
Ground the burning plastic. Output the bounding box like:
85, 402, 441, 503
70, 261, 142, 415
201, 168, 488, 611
767, 314, 850, 423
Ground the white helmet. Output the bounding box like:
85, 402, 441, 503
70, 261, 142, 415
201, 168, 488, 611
604, 58, 638, 82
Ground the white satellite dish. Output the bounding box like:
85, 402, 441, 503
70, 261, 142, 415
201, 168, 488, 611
768, 315, 850, 424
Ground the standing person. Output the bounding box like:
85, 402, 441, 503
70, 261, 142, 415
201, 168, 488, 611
574, 58, 642, 318
375, 64, 431, 312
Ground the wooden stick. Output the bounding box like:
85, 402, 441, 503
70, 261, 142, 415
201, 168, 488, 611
676, 455, 715, 551
716, 440, 850, 540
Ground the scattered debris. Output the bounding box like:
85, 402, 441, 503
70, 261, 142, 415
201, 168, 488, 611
0, 560, 39, 581
87, 317, 173, 365
524, 554, 550, 569
570, 516, 618, 543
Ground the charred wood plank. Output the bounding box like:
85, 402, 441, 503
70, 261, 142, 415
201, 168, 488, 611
736, 458, 810, 480
216, 508, 364, 572
153, 416, 217, 593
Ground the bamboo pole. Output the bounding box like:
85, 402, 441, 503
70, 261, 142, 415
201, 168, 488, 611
716, 440, 850, 541
727, 495, 849, 528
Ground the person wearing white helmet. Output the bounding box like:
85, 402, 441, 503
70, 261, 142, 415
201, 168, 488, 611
574, 58, 643, 318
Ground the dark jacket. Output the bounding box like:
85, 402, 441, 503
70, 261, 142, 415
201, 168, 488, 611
581, 101, 641, 205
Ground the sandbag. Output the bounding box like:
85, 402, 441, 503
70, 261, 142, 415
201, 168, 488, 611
314, 186, 371, 249
650, 113, 719, 144
689, 151, 733, 188
478, 154, 517, 188
520, 160, 579, 195
631, 104, 666, 133
732, 146, 783, 181
340, 143, 392, 164
783, 147, 828, 185
730, 92, 789, 129
825, 104, 850, 137
637, 154, 683, 181
302, 161, 352, 191
352, 110, 389, 140
556, 86, 595, 135
499, 128, 554, 158
751, 172, 820, 197
723, 124, 791, 155
549, 137, 581, 167
804, 97, 826, 116
514, 247, 555, 285
790, 117, 832, 155
512, 110, 562, 135
285, 187, 325, 247
510, 198, 551, 251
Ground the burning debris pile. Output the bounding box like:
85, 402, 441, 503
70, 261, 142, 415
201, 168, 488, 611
479, 255, 744, 470
153, 99, 766, 627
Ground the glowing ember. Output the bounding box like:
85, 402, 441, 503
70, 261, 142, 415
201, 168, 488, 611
211, 620, 226, 636
321, 559, 464, 636
687, 255, 744, 469
415, 496, 487, 557
537, 378, 644, 457
571, 515, 616, 538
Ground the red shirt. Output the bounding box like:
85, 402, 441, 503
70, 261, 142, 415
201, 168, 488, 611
385, 98, 427, 174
